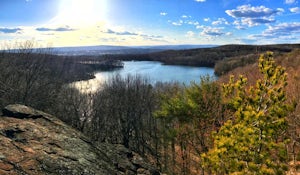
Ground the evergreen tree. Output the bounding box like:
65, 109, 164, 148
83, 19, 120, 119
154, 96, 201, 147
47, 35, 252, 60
202, 52, 291, 174
155, 76, 223, 174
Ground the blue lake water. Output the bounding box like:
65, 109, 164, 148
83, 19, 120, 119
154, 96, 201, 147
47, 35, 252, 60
73, 61, 215, 93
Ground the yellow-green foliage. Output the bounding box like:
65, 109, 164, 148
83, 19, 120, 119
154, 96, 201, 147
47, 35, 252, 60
202, 52, 291, 174
155, 76, 223, 173
156, 76, 220, 120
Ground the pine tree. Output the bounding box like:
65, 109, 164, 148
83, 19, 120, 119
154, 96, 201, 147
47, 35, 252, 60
202, 52, 291, 174
155, 76, 223, 174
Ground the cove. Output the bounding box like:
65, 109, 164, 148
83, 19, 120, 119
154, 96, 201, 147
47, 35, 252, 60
73, 61, 216, 93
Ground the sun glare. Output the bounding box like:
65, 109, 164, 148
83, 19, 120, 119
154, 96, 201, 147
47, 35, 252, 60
53, 0, 107, 27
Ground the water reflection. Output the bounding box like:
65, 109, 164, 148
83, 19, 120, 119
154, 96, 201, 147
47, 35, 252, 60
72, 61, 215, 93
71, 73, 106, 93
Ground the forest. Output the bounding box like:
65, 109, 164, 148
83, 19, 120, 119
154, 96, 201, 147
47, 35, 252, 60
106, 44, 300, 75
1, 41, 300, 174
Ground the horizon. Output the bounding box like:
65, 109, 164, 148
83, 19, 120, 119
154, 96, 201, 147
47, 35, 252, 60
0, 0, 300, 48
4, 43, 300, 51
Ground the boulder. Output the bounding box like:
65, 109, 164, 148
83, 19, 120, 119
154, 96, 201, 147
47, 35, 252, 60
0, 104, 160, 175
2, 104, 46, 119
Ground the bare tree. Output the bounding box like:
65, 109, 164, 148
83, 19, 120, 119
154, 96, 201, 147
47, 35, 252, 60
0, 41, 63, 111
89, 74, 159, 154
53, 85, 94, 131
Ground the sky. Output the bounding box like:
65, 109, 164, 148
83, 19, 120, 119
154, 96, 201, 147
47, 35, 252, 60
0, 0, 299, 47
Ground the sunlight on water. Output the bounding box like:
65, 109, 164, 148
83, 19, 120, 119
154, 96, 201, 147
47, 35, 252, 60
72, 61, 215, 93
71, 73, 106, 93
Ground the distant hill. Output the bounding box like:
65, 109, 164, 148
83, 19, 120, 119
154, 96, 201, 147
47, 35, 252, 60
103, 43, 300, 75
52, 43, 300, 76
131, 44, 218, 50
53, 44, 218, 56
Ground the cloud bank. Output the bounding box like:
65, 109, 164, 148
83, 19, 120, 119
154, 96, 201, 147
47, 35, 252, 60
0, 27, 22, 33
36, 26, 75, 32
226, 5, 283, 18
102, 29, 138, 36
226, 5, 283, 28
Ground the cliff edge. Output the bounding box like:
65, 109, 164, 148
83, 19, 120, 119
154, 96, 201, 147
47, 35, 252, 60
0, 104, 160, 175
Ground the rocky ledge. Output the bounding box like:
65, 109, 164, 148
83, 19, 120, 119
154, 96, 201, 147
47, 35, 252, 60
0, 104, 160, 175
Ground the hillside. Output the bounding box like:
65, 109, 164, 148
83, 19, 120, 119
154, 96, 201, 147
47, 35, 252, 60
106, 44, 300, 74
0, 104, 160, 175
53, 45, 217, 56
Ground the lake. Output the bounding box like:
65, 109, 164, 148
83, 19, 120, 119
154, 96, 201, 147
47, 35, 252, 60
73, 61, 215, 93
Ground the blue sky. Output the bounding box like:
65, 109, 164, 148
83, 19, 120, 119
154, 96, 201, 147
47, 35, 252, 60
0, 0, 299, 47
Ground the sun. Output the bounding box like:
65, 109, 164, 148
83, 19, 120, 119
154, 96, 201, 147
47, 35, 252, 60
52, 0, 107, 27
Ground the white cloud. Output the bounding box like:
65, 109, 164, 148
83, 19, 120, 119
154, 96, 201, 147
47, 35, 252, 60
186, 31, 195, 37
182, 15, 188, 18
196, 25, 205, 29
248, 31, 300, 44
212, 21, 221, 25
285, 0, 296, 4
264, 22, 300, 35
36, 26, 75, 32
193, 21, 199, 25
241, 18, 275, 27
160, 12, 167, 16
0, 27, 23, 34
226, 5, 283, 18
248, 22, 300, 44
277, 8, 285, 13
235, 26, 246, 30
227, 5, 281, 28
187, 21, 199, 26
212, 18, 229, 25
203, 18, 210, 22
225, 32, 233, 36
290, 7, 300, 13
195, 0, 206, 2
200, 27, 225, 36
172, 22, 182, 26
102, 29, 139, 36
171, 20, 183, 26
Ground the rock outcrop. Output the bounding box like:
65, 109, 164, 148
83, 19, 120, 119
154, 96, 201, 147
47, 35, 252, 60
0, 104, 160, 175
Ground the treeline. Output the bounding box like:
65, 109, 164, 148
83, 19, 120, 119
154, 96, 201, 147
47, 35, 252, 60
105, 44, 300, 73
214, 53, 259, 75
